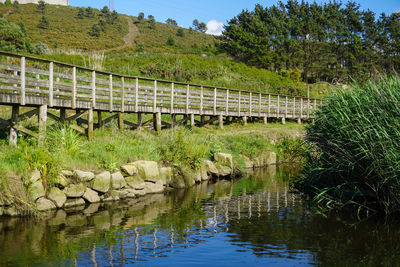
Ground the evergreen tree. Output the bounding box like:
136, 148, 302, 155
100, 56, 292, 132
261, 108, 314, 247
37, 0, 46, 14
89, 23, 101, 37
37, 16, 49, 29
166, 18, 178, 26
77, 7, 85, 19
138, 12, 144, 22
176, 28, 185, 37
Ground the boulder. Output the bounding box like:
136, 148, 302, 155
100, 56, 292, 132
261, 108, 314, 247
61, 170, 74, 177
30, 181, 45, 201
74, 170, 95, 182
63, 183, 87, 198
111, 172, 127, 189
214, 153, 233, 169
125, 176, 145, 189
120, 164, 138, 177
4, 206, 19, 216
82, 188, 100, 203
215, 164, 232, 177
199, 163, 209, 181
159, 167, 173, 185
183, 175, 196, 187
91, 171, 111, 193
132, 161, 160, 183
131, 189, 146, 197
194, 171, 202, 183
115, 190, 129, 199
83, 203, 100, 215
54, 174, 69, 188
28, 169, 41, 184
201, 160, 219, 177
101, 195, 120, 202
169, 175, 185, 189
48, 187, 66, 208
144, 182, 164, 194
36, 197, 56, 211
242, 155, 254, 169
64, 198, 86, 208
264, 151, 277, 165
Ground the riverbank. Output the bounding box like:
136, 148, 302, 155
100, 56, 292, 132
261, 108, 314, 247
0, 122, 305, 216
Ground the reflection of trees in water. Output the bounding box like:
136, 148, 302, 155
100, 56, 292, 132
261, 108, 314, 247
1, 165, 400, 266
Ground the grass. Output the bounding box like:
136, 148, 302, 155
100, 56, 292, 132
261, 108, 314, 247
294, 76, 400, 216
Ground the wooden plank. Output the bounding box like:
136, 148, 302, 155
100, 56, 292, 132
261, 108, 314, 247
14, 124, 38, 138
213, 88, 217, 115
121, 76, 125, 112
65, 110, 88, 122
153, 80, 157, 113
109, 74, 113, 112
70, 124, 85, 135
92, 71, 96, 108
200, 86, 203, 115
258, 93, 261, 117
285, 96, 288, 118
249, 92, 252, 117
226, 89, 229, 115
20, 57, 25, 105
135, 77, 139, 112
238, 91, 241, 116
186, 84, 190, 114
49, 62, 54, 107
268, 94, 271, 117
170, 83, 174, 114
293, 97, 296, 118
300, 98, 303, 119
72, 66, 77, 109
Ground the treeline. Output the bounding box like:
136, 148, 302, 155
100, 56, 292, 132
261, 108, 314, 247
222, 1, 400, 83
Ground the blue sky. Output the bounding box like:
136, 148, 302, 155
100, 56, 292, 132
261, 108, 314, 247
70, 0, 400, 35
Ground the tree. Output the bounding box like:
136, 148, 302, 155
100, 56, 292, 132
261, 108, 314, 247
4, 0, 11, 6
37, 0, 46, 14
86, 7, 95, 18
148, 15, 155, 29
138, 12, 144, 22
89, 23, 101, 37
176, 28, 185, 37
0, 18, 32, 52
166, 18, 178, 26
193, 19, 207, 33
18, 21, 26, 35
77, 7, 85, 19
37, 16, 49, 29
166, 36, 175, 46
12, 1, 19, 13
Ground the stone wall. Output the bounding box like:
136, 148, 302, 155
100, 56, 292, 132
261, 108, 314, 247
0, 0, 69, 5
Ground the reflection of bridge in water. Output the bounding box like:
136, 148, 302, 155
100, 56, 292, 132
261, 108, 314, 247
0, 51, 321, 145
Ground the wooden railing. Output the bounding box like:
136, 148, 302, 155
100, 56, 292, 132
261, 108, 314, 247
0, 51, 321, 119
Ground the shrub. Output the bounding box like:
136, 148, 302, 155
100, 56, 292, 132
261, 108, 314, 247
0, 18, 32, 52
37, 15, 49, 29
295, 76, 400, 216
166, 36, 175, 46
176, 28, 185, 37
37, 0, 45, 14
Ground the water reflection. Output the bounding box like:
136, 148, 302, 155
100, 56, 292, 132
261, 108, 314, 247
1, 166, 400, 266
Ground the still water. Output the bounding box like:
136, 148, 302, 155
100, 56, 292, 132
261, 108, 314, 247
1, 166, 400, 266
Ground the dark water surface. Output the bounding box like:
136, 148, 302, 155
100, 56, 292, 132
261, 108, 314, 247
1, 166, 400, 266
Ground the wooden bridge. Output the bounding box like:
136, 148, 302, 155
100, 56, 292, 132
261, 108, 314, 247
0, 51, 321, 145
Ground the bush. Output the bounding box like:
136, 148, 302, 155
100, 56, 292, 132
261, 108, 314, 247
0, 18, 32, 52
295, 76, 400, 215
176, 28, 185, 37
37, 15, 49, 29
166, 36, 175, 46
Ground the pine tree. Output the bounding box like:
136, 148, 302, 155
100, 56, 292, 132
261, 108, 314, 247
37, 16, 49, 29
37, 0, 46, 14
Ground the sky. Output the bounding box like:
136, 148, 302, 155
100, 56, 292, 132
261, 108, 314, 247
70, 0, 400, 35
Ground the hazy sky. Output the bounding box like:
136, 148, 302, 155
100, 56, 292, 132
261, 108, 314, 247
70, 0, 400, 35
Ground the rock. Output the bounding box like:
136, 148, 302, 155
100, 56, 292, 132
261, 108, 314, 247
159, 167, 173, 185
215, 164, 232, 177
183, 174, 196, 187
120, 164, 138, 176
91, 171, 111, 193
242, 155, 254, 169
132, 161, 160, 183
63, 183, 87, 198
111, 172, 127, 189
101, 195, 120, 202
199, 163, 209, 181
214, 153, 234, 169
63, 198, 86, 208
144, 182, 164, 194
201, 160, 219, 177
30, 181, 45, 201
83, 203, 100, 215
61, 170, 74, 177
194, 171, 202, 183
4, 206, 19, 217
116, 190, 129, 199
169, 175, 186, 189
82, 188, 100, 203
48, 210, 67, 226
29, 169, 41, 184
54, 174, 69, 188
74, 170, 95, 182
131, 189, 146, 197
36, 197, 56, 211
48, 187, 66, 208
125, 176, 145, 189
264, 151, 277, 165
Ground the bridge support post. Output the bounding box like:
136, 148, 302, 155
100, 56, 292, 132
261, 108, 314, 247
201, 115, 205, 125
218, 115, 224, 129
243, 116, 247, 126
38, 104, 47, 146
282, 117, 286, 125
190, 114, 195, 128
88, 107, 94, 141
156, 112, 162, 133
118, 112, 124, 131
60, 108, 66, 124
171, 114, 176, 129
9, 106, 19, 146
137, 113, 142, 129
97, 111, 103, 129
297, 117, 301, 124
264, 116, 268, 124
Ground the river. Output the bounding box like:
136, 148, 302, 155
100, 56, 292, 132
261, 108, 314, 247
1, 165, 399, 266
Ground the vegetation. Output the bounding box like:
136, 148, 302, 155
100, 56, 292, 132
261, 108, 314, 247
223, 1, 400, 83
294, 76, 400, 216
0, 17, 32, 52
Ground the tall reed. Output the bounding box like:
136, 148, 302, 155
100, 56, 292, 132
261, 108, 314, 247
295, 76, 400, 215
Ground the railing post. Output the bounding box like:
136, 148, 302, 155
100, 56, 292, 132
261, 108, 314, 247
170, 82, 174, 114
313, 99, 317, 113
300, 98, 304, 119
249, 92, 252, 117
238, 91, 241, 117
71, 67, 76, 109
88, 106, 94, 141
293, 97, 296, 118
200, 86, 203, 115
121, 77, 125, 112
268, 94, 271, 118
153, 80, 157, 113
92, 71, 96, 109
186, 84, 190, 114
258, 93, 262, 117
277, 95, 280, 118
213, 88, 217, 115
135, 77, 139, 112
226, 89, 229, 116
109, 74, 113, 112
49, 62, 54, 107
285, 96, 288, 119
20, 57, 25, 105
